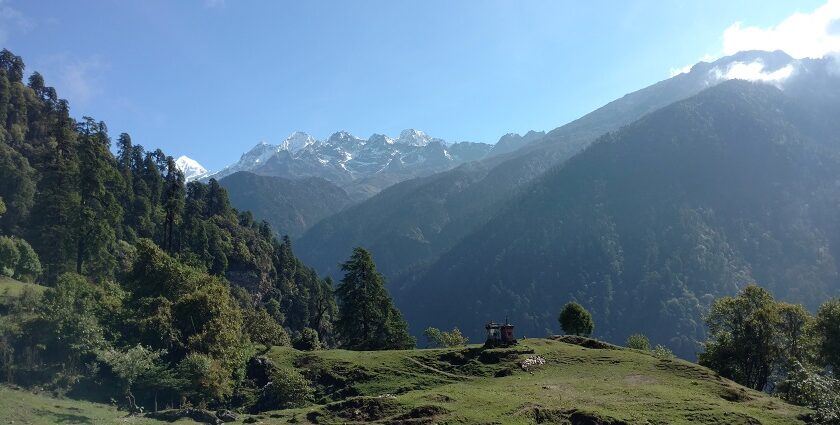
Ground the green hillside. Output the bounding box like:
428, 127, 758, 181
400, 76, 840, 359
0, 338, 809, 424
219, 171, 353, 239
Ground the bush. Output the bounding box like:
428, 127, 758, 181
175, 353, 233, 407
244, 307, 290, 348
423, 327, 469, 348
625, 334, 650, 351
652, 344, 675, 360
293, 327, 321, 351
0, 236, 20, 277
558, 302, 594, 337
12, 238, 40, 282
259, 367, 313, 410
778, 361, 840, 424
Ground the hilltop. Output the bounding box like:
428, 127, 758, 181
0, 338, 809, 424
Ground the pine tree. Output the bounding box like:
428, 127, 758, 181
335, 247, 414, 350
73, 117, 122, 278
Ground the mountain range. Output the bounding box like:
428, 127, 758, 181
178, 50, 840, 357
293, 50, 840, 357
201, 129, 496, 200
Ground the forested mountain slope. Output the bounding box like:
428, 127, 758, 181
296, 50, 797, 281
219, 171, 353, 239
399, 77, 840, 358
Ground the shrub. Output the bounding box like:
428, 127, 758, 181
424, 327, 469, 348
259, 367, 313, 410
293, 327, 322, 351
175, 353, 233, 406
12, 238, 40, 282
244, 307, 290, 348
778, 361, 840, 424
625, 334, 650, 351
0, 236, 20, 277
652, 344, 675, 360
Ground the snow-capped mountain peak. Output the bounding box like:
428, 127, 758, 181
175, 155, 209, 182
397, 129, 432, 147
205, 128, 493, 198
279, 131, 315, 153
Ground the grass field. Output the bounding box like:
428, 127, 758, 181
0, 275, 45, 300
0, 337, 810, 424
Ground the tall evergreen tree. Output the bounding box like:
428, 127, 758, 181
161, 157, 185, 253
334, 247, 414, 350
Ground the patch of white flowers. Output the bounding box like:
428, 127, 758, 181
520, 355, 546, 371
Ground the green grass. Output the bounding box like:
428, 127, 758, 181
0, 386, 173, 424
261, 338, 808, 424
0, 275, 45, 300
0, 338, 810, 424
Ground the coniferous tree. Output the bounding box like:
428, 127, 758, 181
335, 247, 414, 350
74, 117, 122, 278
161, 157, 185, 253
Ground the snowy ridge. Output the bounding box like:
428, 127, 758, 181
205, 129, 493, 198
175, 155, 210, 182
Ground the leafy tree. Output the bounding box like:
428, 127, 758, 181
292, 327, 321, 351
0, 236, 19, 277
423, 327, 469, 348
243, 307, 290, 348
625, 334, 650, 351
0, 141, 36, 235
559, 302, 594, 337
335, 247, 414, 350
777, 361, 840, 424
37, 273, 120, 370
699, 285, 815, 391
815, 299, 840, 373
98, 344, 167, 412
0, 196, 5, 217
259, 367, 313, 410
175, 353, 232, 406
12, 238, 40, 282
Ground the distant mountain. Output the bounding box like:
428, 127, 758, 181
206, 129, 492, 200
297, 51, 803, 281
218, 171, 353, 239
398, 67, 840, 359
486, 130, 546, 157
175, 155, 209, 181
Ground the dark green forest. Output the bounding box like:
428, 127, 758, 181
0, 49, 411, 412
399, 77, 840, 359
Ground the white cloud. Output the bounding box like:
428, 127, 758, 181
41, 54, 107, 105
668, 1, 840, 76
712, 61, 796, 87
0, 0, 33, 43
722, 0, 840, 59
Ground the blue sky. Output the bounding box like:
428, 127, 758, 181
0, 0, 829, 170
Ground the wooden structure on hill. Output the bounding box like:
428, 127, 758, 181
484, 320, 516, 347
